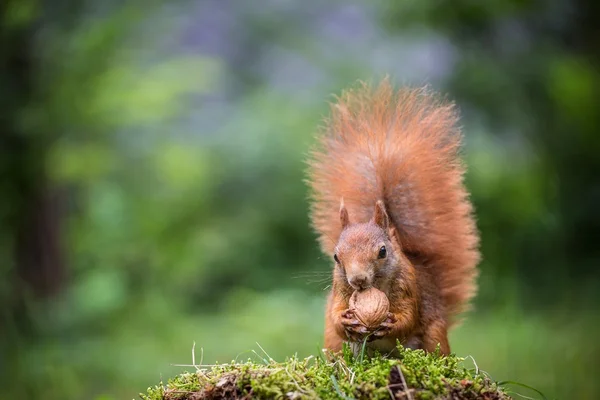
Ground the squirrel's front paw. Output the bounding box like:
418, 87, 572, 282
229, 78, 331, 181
341, 309, 369, 342
372, 312, 397, 339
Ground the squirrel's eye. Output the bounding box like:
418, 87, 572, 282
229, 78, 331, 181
378, 246, 387, 259
334, 254, 340, 263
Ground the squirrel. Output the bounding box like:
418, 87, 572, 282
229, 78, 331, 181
307, 79, 480, 356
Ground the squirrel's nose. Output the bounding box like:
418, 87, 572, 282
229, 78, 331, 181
348, 274, 370, 290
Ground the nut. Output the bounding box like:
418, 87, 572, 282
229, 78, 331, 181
349, 287, 390, 329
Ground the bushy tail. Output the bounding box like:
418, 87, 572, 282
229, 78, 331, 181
307, 79, 480, 322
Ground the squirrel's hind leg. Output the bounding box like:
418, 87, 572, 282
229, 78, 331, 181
422, 320, 450, 355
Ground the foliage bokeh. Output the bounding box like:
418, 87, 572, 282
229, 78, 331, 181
1, 0, 599, 399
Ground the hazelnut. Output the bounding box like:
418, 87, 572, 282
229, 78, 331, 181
349, 287, 390, 329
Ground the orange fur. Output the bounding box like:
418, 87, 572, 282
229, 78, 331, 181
307, 79, 480, 354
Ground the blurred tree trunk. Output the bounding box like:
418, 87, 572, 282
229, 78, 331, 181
14, 185, 66, 300
1, 1, 66, 308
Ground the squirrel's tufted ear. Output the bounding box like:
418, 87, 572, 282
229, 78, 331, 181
373, 200, 389, 229
339, 198, 350, 229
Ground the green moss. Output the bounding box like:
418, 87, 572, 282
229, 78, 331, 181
139, 345, 510, 400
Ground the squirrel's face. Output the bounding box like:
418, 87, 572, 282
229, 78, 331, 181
333, 200, 400, 291
334, 222, 396, 291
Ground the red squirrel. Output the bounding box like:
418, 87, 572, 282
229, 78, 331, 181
307, 79, 480, 356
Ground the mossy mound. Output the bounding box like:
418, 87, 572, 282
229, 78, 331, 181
140, 345, 510, 400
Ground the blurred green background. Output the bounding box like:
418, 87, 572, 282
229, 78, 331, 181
1, 0, 599, 399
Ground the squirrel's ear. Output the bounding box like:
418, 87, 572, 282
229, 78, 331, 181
339, 198, 350, 229
373, 200, 389, 229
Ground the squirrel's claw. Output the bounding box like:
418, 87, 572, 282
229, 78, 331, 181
344, 324, 369, 342
371, 313, 397, 338
341, 309, 369, 341
345, 327, 369, 342
385, 312, 397, 324
371, 328, 391, 338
